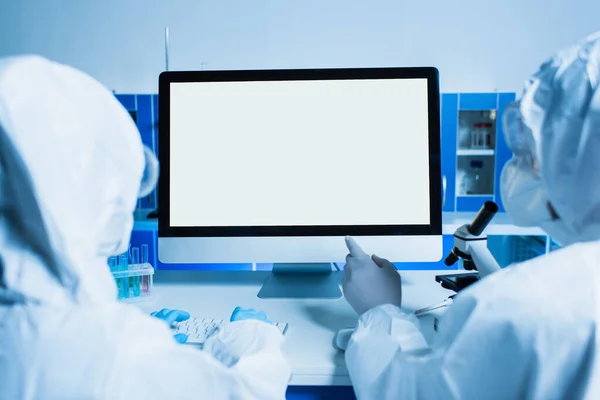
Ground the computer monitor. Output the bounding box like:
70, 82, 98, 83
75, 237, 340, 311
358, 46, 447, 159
158, 67, 442, 298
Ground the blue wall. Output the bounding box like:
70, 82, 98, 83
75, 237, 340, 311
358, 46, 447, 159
5, 1, 599, 94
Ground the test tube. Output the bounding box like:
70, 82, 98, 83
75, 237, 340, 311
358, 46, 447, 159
109, 256, 119, 295
108, 256, 119, 296
141, 244, 149, 293
108, 256, 117, 272
119, 253, 129, 298
131, 247, 141, 297
132, 247, 140, 264
141, 244, 149, 263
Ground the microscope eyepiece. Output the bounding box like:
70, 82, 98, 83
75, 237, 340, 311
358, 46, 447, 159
468, 201, 498, 236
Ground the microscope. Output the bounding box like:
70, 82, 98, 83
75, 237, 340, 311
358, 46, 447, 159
435, 201, 502, 292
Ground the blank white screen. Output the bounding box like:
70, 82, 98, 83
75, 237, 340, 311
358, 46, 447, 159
169, 78, 431, 227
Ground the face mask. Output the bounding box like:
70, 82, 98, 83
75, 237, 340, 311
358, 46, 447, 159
95, 147, 156, 257
537, 219, 576, 246
501, 158, 581, 246
500, 158, 550, 226
96, 210, 134, 256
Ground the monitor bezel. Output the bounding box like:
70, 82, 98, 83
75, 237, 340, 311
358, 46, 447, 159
158, 67, 442, 237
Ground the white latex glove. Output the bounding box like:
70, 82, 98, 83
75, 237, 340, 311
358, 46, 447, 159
342, 236, 402, 316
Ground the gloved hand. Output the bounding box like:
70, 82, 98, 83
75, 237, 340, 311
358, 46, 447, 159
230, 306, 271, 324
151, 308, 191, 344
203, 307, 282, 369
342, 236, 402, 316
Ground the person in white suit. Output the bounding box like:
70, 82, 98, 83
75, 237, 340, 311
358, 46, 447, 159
342, 31, 600, 399
0, 55, 290, 400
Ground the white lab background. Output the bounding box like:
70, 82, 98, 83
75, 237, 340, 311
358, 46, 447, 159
169, 79, 430, 227
1, 0, 599, 94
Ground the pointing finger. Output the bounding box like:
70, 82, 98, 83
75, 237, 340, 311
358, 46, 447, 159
345, 236, 367, 257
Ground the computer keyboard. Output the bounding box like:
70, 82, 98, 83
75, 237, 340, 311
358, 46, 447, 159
172, 317, 289, 346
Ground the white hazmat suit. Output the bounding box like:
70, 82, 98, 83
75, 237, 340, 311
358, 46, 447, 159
0, 56, 290, 400
343, 32, 600, 399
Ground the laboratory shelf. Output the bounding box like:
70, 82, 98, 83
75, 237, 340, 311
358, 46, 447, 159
134, 212, 546, 237
456, 149, 495, 156
441, 212, 545, 236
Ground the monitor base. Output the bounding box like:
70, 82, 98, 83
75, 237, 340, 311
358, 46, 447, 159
257, 263, 343, 299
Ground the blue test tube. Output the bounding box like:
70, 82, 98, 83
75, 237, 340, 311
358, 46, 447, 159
109, 256, 120, 296
131, 247, 141, 297
141, 244, 149, 293
119, 253, 129, 298
108, 256, 117, 272
132, 247, 140, 264
141, 244, 148, 263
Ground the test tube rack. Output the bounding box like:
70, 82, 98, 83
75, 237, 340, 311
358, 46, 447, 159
109, 244, 154, 303
111, 262, 155, 303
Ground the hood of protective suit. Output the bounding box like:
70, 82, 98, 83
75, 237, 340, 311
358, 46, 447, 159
501, 31, 600, 245
0, 55, 158, 306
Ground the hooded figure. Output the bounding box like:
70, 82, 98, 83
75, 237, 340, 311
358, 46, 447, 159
341, 32, 600, 399
0, 56, 290, 400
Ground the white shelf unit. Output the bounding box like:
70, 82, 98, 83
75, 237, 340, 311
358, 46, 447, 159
456, 149, 495, 156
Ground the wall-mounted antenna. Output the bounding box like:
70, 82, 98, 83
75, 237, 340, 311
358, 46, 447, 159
164, 27, 170, 71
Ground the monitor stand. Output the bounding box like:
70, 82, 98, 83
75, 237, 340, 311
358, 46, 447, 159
257, 263, 343, 299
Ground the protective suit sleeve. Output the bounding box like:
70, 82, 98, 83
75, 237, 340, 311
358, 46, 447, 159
345, 293, 530, 400
111, 309, 291, 400
345, 304, 431, 399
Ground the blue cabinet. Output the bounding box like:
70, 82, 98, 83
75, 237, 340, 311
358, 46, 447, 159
115, 94, 160, 211
441, 92, 516, 212
441, 94, 458, 212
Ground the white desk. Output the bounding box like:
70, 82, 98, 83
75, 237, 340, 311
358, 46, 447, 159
136, 270, 455, 386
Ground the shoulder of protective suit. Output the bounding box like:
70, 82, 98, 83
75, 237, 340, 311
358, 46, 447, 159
433, 243, 600, 400
454, 240, 600, 332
